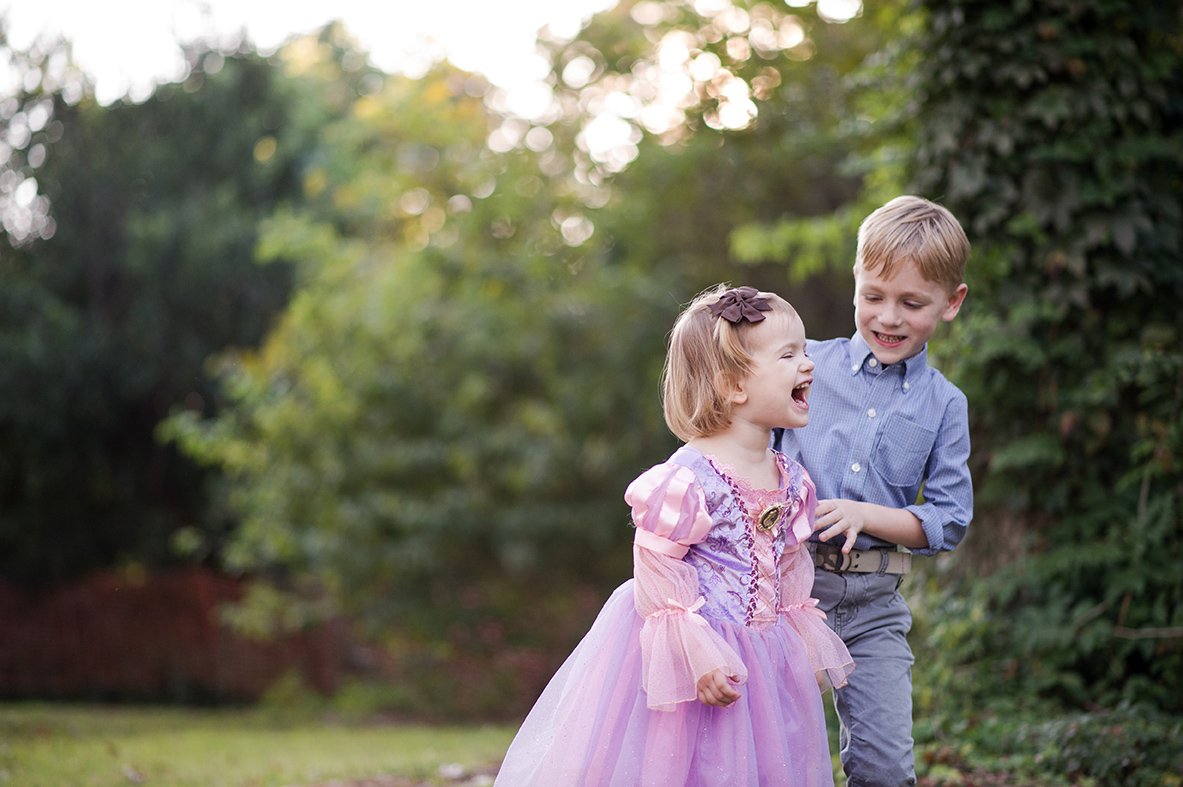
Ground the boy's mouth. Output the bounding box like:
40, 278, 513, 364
873, 330, 906, 346
791, 380, 811, 410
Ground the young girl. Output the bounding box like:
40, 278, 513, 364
494, 285, 854, 787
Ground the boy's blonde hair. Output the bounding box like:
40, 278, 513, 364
662, 284, 798, 441
856, 196, 970, 294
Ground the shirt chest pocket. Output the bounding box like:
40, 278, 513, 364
871, 414, 936, 488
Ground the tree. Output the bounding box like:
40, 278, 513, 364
155, 4, 909, 714
536, 0, 908, 338
162, 54, 676, 630
712, 0, 1183, 715
908, 0, 1183, 712
164, 0, 904, 622
0, 28, 372, 583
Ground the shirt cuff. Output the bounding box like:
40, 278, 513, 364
904, 503, 966, 556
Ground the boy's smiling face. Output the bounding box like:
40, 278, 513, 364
853, 260, 967, 366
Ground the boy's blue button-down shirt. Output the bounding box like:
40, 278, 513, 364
773, 333, 973, 555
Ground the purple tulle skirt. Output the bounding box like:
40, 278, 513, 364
494, 581, 835, 787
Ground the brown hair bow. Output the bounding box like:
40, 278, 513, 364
708, 287, 772, 324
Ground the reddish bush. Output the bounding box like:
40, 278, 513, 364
0, 567, 345, 703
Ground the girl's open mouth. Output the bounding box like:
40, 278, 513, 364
791, 381, 811, 409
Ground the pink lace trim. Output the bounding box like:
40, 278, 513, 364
707, 456, 796, 518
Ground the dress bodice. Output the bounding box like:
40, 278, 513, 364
667, 446, 810, 631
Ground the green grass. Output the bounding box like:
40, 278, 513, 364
0, 703, 517, 787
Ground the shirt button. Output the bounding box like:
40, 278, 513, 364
868, 409, 876, 418
851, 462, 861, 473
903, 382, 911, 391
851, 364, 859, 372
869, 358, 878, 367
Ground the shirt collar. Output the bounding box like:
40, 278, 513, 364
846, 333, 929, 388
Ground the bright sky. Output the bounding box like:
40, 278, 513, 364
0, 0, 617, 105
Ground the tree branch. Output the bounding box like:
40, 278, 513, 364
1113, 625, 1183, 640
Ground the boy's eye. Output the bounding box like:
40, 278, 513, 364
905, 302, 924, 309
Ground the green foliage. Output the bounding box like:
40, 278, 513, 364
731, 196, 864, 283
1020, 707, 1183, 787
906, 0, 1183, 713
158, 2, 913, 647
723, 0, 917, 290
0, 23, 401, 585
539, 0, 909, 338
2, 4, 903, 711
911, 702, 1183, 787
147, 2, 929, 715
0, 36, 327, 582
140, 5, 919, 720
908, 567, 1183, 786
161, 60, 676, 640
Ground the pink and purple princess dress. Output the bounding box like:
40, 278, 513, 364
494, 445, 854, 787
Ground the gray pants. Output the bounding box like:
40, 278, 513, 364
812, 567, 916, 787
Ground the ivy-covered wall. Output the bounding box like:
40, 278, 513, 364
911, 0, 1183, 712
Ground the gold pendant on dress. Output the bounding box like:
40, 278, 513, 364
756, 502, 788, 532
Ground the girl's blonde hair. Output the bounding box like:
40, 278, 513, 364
662, 284, 798, 441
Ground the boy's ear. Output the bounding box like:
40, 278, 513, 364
942, 283, 968, 322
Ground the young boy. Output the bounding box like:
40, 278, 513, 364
773, 196, 974, 787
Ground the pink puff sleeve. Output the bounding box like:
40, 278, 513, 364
625, 463, 748, 711
625, 463, 714, 557
778, 470, 855, 692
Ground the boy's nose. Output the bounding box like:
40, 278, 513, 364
879, 305, 903, 327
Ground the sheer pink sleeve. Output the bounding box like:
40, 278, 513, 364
778, 470, 855, 692
625, 463, 747, 711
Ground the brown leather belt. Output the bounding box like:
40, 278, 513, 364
808, 542, 911, 575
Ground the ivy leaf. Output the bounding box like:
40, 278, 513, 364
1112, 217, 1136, 256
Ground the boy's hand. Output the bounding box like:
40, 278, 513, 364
696, 668, 741, 707
813, 498, 868, 554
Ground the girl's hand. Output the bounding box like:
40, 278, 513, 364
813, 499, 868, 554
696, 668, 741, 707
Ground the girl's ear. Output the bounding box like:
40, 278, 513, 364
727, 377, 748, 406
715, 371, 747, 406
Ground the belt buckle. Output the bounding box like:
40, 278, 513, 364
815, 543, 849, 572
